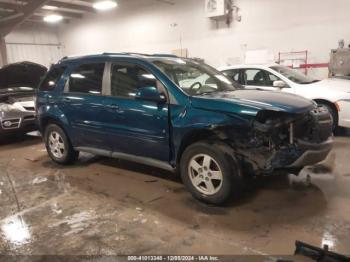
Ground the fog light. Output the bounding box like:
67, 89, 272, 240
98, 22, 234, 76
3, 121, 12, 127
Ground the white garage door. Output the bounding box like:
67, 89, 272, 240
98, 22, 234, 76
6, 43, 63, 68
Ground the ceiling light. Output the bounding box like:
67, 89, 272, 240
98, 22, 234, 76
43, 14, 63, 23
42, 5, 58, 10
93, 0, 118, 11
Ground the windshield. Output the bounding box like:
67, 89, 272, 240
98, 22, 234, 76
151, 58, 238, 95
270, 65, 317, 84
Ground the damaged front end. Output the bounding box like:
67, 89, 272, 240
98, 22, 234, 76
230, 106, 333, 174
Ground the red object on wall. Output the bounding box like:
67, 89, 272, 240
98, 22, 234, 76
278, 50, 329, 75
300, 63, 329, 69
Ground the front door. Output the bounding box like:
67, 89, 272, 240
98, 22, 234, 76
101, 62, 170, 162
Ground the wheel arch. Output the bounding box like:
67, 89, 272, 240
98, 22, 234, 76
40, 116, 74, 145
176, 128, 225, 165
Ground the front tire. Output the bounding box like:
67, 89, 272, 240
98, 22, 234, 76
44, 124, 79, 165
318, 103, 338, 131
180, 141, 243, 205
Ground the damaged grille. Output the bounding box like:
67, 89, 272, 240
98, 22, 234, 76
253, 106, 333, 147
232, 106, 333, 174
294, 107, 333, 143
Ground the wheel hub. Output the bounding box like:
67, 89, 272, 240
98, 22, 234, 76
188, 154, 223, 196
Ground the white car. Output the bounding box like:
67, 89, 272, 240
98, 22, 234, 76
219, 64, 350, 129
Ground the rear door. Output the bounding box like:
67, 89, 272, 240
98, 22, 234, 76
59, 62, 110, 150
101, 61, 170, 162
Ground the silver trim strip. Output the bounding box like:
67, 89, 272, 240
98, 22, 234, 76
75, 146, 175, 172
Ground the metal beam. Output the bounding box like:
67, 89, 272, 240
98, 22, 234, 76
154, 0, 175, 5
35, 10, 83, 19
0, 0, 50, 36
0, 2, 25, 12
0, 12, 23, 23
49, 1, 95, 13
0, 36, 8, 66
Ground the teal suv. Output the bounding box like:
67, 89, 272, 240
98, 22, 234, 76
36, 53, 333, 204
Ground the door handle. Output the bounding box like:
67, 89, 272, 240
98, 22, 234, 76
106, 104, 119, 110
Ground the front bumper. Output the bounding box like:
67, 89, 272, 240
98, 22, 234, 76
287, 138, 333, 167
337, 100, 350, 128
0, 113, 37, 136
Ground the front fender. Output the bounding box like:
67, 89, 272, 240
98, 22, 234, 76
170, 105, 251, 164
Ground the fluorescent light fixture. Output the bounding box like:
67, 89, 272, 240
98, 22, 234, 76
43, 14, 63, 23
42, 5, 58, 10
93, 0, 118, 11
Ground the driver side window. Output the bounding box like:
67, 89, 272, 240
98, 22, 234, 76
111, 63, 159, 99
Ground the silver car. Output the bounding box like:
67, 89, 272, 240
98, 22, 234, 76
0, 61, 47, 136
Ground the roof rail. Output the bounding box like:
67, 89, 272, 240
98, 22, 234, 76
108, 52, 179, 58
150, 53, 178, 58
59, 52, 180, 62
102, 52, 149, 56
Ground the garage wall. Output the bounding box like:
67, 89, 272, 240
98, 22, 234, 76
59, 0, 350, 79
5, 24, 62, 68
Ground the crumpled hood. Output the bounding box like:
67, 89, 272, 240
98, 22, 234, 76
310, 78, 350, 93
191, 90, 315, 116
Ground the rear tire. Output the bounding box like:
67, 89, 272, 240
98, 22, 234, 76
180, 141, 243, 205
44, 124, 79, 165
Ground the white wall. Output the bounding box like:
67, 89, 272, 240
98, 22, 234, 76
5, 24, 63, 68
59, 0, 350, 79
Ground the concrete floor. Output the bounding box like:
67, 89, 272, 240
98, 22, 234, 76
0, 133, 350, 259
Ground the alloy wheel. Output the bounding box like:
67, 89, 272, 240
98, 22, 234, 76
48, 131, 65, 159
188, 154, 223, 195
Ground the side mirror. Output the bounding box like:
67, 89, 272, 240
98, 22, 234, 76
273, 80, 287, 88
135, 86, 167, 103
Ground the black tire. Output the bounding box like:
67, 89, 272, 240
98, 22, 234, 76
44, 124, 79, 165
319, 103, 338, 131
180, 141, 243, 205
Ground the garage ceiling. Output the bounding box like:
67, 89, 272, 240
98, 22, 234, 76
0, 0, 96, 35
0, 0, 175, 36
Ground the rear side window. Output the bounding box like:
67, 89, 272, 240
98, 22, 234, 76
39, 66, 66, 91
69, 63, 105, 94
